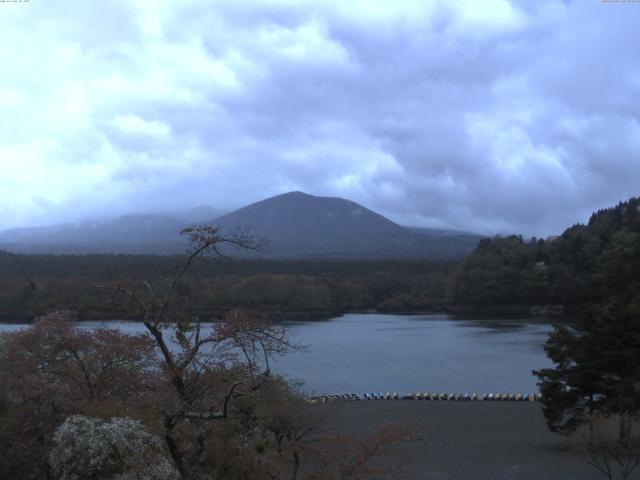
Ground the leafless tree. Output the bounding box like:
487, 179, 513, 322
302, 424, 415, 480
577, 414, 640, 480
107, 225, 300, 479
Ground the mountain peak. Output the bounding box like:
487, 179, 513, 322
279, 191, 312, 197
213, 192, 405, 251
210, 192, 481, 258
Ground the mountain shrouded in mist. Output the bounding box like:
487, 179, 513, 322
213, 191, 482, 259
0, 192, 482, 258
214, 191, 406, 243
0, 215, 189, 254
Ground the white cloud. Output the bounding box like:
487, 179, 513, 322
111, 115, 171, 138
0, 0, 638, 235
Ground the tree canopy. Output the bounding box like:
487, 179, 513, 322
449, 197, 640, 310
524, 198, 640, 436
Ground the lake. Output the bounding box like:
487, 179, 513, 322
0, 313, 554, 395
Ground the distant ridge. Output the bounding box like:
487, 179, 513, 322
0, 214, 189, 254
0, 192, 483, 258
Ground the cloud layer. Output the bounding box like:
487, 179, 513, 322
1, 0, 639, 235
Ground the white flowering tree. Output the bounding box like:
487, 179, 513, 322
0, 312, 159, 479
50, 415, 180, 480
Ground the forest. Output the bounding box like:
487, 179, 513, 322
0, 252, 454, 321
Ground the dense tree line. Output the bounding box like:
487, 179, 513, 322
517, 198, 640, 479
0, 251, 455, 320
449, 197, 640, 311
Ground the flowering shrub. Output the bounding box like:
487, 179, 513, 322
49, 415, 179, 480
0, 312, 159, 479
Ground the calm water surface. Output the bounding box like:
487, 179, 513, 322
0, 313, 553, 395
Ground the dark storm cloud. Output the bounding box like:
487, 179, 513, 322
0, 0, 638, 235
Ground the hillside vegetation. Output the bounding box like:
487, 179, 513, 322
0, 253, 453, 320
449, 197, 640, 312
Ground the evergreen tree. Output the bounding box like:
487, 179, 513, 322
535, 303, 640, 435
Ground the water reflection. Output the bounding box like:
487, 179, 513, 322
273, 314, 553, 394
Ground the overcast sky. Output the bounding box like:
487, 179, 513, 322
1, 0, 639, 236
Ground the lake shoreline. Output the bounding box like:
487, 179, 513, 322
0, 304, 572, 324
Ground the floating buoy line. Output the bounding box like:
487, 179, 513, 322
306, 392, 541, 403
